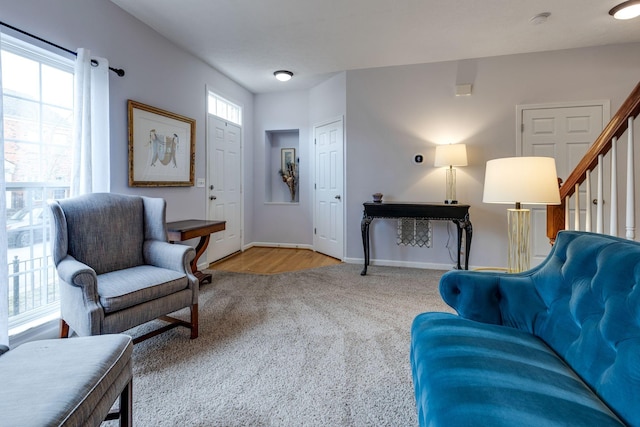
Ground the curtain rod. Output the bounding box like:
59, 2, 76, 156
0, 21, 125, 77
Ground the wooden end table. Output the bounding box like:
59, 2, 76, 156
167, 219, 226, 285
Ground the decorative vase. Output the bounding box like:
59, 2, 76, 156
372, 193, 383, 203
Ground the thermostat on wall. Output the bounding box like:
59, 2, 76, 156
413, 154, 424, 164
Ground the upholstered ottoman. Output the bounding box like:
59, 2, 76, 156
0, 334, 133, 426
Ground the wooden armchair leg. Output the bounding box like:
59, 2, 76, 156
190, 303, 199, 339
60, 319, 70, 338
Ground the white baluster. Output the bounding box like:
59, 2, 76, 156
585, 170, 592, 232
610, 137, 618, 236
626, 117, 635, 240
565, 195, 570, 231
574, 183, 580, 230
596, 154, 604, 233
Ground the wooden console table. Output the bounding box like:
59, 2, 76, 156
167, 219, 226, 285
361, 202, 472, 275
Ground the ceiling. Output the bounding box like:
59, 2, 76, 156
110, 0, 640, 94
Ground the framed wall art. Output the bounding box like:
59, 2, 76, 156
128, 100, 195, 187
281, 148, 295, 171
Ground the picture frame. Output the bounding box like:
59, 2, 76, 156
281, 148, 296, 171
128, 100, 195, 187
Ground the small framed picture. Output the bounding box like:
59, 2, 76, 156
281, 148, 295, 171
128, 100, 196, 187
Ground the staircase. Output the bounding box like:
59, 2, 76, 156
547, 81, 640, 243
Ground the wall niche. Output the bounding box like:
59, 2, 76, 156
265, 129, 300, 203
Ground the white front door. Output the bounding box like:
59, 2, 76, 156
314, 118, 344, 260
207, 115, 242, 264
519, 102, 607, 266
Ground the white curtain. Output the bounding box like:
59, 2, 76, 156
71, 48, 110, 195
0, 29, 9, 347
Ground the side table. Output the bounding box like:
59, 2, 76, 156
167, 219, 226, 285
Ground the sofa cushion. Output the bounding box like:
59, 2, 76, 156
98, 265, 189, 313
411, 312, 625, 427
0, 334, 132, 426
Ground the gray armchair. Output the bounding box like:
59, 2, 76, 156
49, 193, 198, 343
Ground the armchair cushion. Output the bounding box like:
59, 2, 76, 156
98, 265, 188, 313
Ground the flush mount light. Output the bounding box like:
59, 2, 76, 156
609, 0, 640, 19
274, 70, 293, 81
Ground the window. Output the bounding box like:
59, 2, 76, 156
2, 34, 74, 334
207, 92, 242, 125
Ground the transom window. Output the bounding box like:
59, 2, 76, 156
207, 92, 242, 125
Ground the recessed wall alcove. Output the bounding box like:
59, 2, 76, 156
265, 129, 300, 203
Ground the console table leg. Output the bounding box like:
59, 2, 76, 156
361, 217, 372, 275
455, 221, 463, 270
464, 221, 473, 270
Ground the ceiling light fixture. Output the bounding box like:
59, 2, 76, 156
274, 70, 293, 82
609, 0, 640, 19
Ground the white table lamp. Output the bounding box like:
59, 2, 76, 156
483, 156, 561, 273
434, 144, 468, 204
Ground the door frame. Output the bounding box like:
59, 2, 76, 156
312, 115, 346, 260
204, 86, 245, 267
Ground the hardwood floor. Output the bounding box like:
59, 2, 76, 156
208, 247, 342, 275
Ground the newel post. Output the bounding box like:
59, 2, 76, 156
547, 178, 565, 245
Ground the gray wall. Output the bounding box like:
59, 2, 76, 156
345, 43, 640, 268
1, 0, 254, 231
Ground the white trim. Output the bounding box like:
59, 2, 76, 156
515, 99, 611, 156
343, 257, 466, 271
243, 242, 314, 251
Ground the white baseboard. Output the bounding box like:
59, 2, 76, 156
243, 242, 314, 251
343, 257, 463, 271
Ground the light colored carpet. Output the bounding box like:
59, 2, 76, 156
105, 263, 453, 426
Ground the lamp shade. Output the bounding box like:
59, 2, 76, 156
483, 156, 561, 205
434, 144, 468, 167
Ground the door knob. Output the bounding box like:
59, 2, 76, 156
210, 196, 217, 200
335, 195, 341, 200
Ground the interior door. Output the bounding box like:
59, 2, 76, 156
314, 118, 344, 260
207, 115, 242, 264
520, 103, 606, 266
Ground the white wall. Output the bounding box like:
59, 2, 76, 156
345, 43, 640, 269
1, 0, 254, 226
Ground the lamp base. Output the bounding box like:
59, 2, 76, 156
507, 208, 531, 273
444, 200, 458, 204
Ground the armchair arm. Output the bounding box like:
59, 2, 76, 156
439, 270, 547, 332
55, 255, 99, 303
144, 240, 196, 274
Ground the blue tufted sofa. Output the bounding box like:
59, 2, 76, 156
410, 231, 640, 427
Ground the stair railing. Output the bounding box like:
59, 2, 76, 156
547, 81, 640, 243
